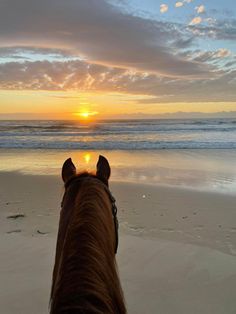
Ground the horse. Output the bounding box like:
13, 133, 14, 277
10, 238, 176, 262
50, 155, 126, 313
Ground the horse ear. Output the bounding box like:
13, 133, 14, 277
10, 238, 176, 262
62, 158, 76, 183
96, 155, 111, 184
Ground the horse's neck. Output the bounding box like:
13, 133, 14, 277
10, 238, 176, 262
51, 184, 126, 313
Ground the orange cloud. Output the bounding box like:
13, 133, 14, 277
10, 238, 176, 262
160, 4, 168, 13
195, 5, 205, 14
189, 17, 202, 25
175, 2, 184, 8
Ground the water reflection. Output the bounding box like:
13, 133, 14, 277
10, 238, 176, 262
83, 153, 91, 164
1, 149, 236, 195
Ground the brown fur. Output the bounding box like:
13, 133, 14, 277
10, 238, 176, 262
50, 173, 126, 313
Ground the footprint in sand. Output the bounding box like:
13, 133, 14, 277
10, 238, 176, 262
37, 230, 49, 235
6, 229, 22, 234
7, 214, 25, 219
230, 227, 236, 233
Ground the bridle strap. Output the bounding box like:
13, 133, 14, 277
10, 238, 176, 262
62, 176, 119, 254
105, 190, 119, 254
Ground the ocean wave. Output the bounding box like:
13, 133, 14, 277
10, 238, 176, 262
1, 140, 236, 150
1, 118, 236, 150
0, 124, 90, 132
1, 126, 236, 137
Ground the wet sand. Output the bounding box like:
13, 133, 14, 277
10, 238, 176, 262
1, 171, 236, 313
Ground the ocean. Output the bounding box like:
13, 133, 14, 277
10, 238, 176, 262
1, 118, 236, 193
1, 118, 236, 150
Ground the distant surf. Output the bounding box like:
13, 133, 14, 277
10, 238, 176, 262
1, 119, 236, 150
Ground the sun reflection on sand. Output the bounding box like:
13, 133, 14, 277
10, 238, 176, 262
83, 153, 91, 164
1, 150, 236, 194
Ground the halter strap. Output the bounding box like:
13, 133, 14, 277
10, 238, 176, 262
62, 176, 119, 254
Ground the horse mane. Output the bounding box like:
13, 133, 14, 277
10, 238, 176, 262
50, 173, 126, 313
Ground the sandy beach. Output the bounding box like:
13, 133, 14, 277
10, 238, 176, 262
1, 0, 236, 310
1, 171, 236, 313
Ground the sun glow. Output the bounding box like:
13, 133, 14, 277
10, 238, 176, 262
74, 110, 98, 120
80, 112, 90, 118
83, 153, 91, 164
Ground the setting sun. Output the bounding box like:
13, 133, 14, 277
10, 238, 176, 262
74, 111, 98, 120
80, 112, 89, 118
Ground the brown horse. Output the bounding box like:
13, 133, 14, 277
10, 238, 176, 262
50, 155, 126, 313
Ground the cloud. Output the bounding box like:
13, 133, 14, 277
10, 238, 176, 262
172, 37, 195, 49
0, 60, 136, 91
189, 17, 202, 25
175, 2, 184, 8
0, 0, 211, 78
0, 0, 235, 104
191, 49, 232, 62
0, 47, 73, 57
0, 59, 235, 102
0, 47, 76, 63
225, 60, 236, 68
160, 4, 168, 13
195, 5, 205, 14
215, 48, 231, 58
184, 0, 194, 3
205, 18, 216, 26
188, 18, 236, 40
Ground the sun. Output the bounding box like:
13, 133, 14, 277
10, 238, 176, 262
74, 110, 98, 120
80, 112, 90, 118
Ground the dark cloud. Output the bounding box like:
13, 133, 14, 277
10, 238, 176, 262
0, 0, 235, 102
0, 0, 211, 77
225, 59, 236, 68
191, 49, 232, 63
171, 36, 195, 49
0, 47, 78, 63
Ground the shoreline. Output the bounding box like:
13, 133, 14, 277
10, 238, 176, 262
3, 168, 236, 195
1, 148, 236, 195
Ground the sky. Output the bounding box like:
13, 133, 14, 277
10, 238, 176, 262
0, 0, 235, 119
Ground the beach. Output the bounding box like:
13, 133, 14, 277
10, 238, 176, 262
1, 0, 236, 310
1, 160, 236, 314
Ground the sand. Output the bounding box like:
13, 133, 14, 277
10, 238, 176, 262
1, 171, 236, 314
